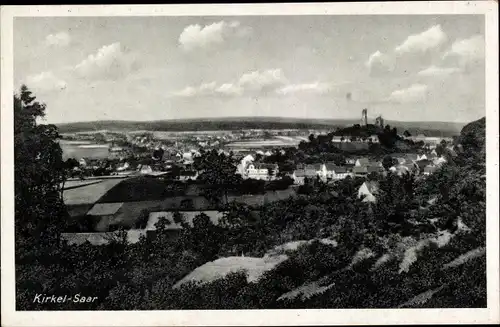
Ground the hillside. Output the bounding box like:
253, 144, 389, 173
456, 116, 486, 153
56, 117, 466, 136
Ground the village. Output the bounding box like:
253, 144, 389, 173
59, 113, 454, 248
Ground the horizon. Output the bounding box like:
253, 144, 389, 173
52, 115, 478, 126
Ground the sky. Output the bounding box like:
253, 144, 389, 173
14, 15, 485, 124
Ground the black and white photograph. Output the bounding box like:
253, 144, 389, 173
1, 2, 499, 326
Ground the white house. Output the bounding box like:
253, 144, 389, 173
291, 170, 306, 185
357, 181, 379, 203
79, 158, 87, 167
138, 164, 153, 175
433, 156, 447, 166
423, 165, 437, 176
324, 163, 351, 180
417, 154, 428, 161
355, 158, 370, 167
246, 163, 278, 181
116, 162, 130, 171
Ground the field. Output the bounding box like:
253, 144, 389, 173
60, 140, 110, 160
226, 137, 304, 149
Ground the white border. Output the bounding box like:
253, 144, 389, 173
1, 2, 499, 326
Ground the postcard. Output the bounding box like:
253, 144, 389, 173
1, 2, 499, 326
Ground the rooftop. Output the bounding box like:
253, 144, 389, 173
294, 170, 306, 177
305, 163, 322, 171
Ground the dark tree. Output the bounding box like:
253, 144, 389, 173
14, 85, 68, 256
382, 155, 395, 171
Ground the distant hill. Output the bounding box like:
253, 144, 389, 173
56, 117, 466, 136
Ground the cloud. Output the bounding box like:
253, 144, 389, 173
276, 82, 332, 95
25, 71, 67, 92
179, 20, 251, 51
442, 35, 484, 67
216, 83, 244, 96
395, 25, 447, 54
238, 69, 288, 94
365, 25, 448, 76
172, 82, 217, 97
386, 84, 429, 103
45, 32, 71, 47
171, 69, 340, 98
74, 42, 139, 80
417, 65, 462, 77
172, 69, 285, 98
365, 50, 395, 76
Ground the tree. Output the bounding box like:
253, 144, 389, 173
152, 148, 164, 160
267, 167, 276, 181
172, 211, 185, 225
15, 85, 68, 256
308, 134, 316, 143
61, 158, 80, 192
180, 198, 194, 210
382, 155, 395, 171
277, 161, 296, 178
403, 130, 412, 137
195, 149, 240, 205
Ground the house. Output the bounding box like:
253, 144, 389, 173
417, 154, 428, 161
394, 157, 406, 165
182, 152, 194, 164
415, 159, 433, 173
367, 165, 384, 174
116, 162, 130, 172
390, 163, 417, 176
324, 163, 351, 180
138, 164, 153, 175
423, 165, 437, 175
292, 170, 306, 185
346, 158, 356, 165
433, 156, 447, 166
179, 170, 198, 181
79, 158, 87, 167
353, 166, 368, 177
305, 163, 325, 180
357, 181, 379, 203
246, 163, 278, 181
355, 158, 370, 167
426, 152, 437, 160
163, 152, 181, 163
